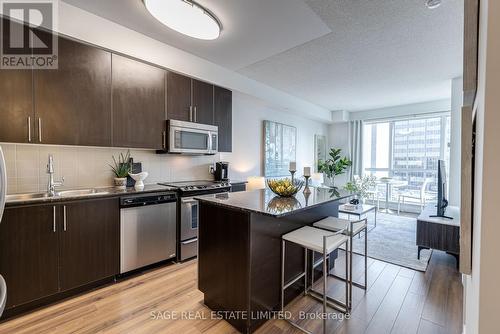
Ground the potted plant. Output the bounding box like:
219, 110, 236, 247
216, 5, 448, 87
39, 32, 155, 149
317, 148, 352, 187
110, 150, 132, 188
344, 174, 377, 202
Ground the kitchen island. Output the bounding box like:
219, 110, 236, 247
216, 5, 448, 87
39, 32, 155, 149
196, 187, 352, 334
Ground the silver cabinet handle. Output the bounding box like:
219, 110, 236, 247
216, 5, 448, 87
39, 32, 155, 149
162, 131, 166, 149
194, 106, 197, 122
181, 238, 198, 245
63, 205, 67, 231
53, 206, 56, 232
27, 116, 31, 142
38, 118, 42, 142
189, 106, 193, 122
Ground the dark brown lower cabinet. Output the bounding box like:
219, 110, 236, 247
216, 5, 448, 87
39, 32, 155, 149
59, 198, 120, 291
0, 198, 120, 312
0, 205, 59, 308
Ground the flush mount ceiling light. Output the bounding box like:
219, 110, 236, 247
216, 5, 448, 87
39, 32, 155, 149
425, 0, 442, 9
143, 0, 221, 40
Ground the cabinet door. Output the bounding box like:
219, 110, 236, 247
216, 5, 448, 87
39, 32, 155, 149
0, 18, 34, 143
167, 71, 192, 122
59, 198, 119, 291
0, 205, 59, 308
214, 86, 232, 152
34, 35, 112, 146
192, 79, 214, 125
112, 55, 166, 149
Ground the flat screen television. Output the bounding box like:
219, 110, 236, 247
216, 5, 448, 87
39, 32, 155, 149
432, 160, 453, 219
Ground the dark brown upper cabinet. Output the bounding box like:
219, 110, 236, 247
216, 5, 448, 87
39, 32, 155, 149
192, 79, 214, 125
214, 86, 232, 152
0, 205, 59, 308
34, 35, 112, 146
167, 72, 214, 125
112, 55, 166, 149
0, 18, 34, 144
59, 198, 120, 291
167, 71, 192, 122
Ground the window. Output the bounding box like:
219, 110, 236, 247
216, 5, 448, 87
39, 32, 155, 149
363, 114, 451, 202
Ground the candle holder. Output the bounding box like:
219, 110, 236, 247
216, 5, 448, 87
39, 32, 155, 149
303, 175, 311, 194
289, 170, 296, 182
303, 191, 310, 205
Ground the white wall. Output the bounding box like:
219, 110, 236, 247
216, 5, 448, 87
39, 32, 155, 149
220, 92, 329, 181
449, 77, 463, 206
464, 0, 500, 333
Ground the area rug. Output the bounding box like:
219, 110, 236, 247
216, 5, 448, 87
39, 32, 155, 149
343, 212, 432, 272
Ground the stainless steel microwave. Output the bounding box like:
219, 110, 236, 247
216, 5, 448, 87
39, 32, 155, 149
168, 119, 218, 155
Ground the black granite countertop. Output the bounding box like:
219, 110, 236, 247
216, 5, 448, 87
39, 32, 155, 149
5, 184, 177, 207
195, 186, 353, 217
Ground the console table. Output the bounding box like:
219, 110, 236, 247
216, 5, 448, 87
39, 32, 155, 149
417, 205, 460, 268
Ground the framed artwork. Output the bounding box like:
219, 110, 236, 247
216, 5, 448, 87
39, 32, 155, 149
314, 134, 327, 172
264, 120, 297, 177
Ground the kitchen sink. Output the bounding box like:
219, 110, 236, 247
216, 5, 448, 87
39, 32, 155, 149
6, 192, 52, 202
6, 188, 112, 203
58, 189, 111, 197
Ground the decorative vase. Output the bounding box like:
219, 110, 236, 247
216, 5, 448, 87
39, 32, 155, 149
114, 177, 127, 189
129, 172, 149, 190
325, 175, 336, 188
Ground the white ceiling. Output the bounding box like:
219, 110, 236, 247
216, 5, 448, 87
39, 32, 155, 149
62, 0, 463, 112
61, 0, 331, 70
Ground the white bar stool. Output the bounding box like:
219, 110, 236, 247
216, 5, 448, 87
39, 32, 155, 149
281, 226, 350, 333
314, 216, 368, 309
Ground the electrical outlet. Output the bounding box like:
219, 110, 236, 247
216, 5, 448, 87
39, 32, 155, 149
209, 165, 215, 175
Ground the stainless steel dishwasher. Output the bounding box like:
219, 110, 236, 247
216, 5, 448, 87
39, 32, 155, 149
120, 192, 177, 273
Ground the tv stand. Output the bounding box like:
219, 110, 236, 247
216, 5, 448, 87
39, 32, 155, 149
417, 205, 460, 269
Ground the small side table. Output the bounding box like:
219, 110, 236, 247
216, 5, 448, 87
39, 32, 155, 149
339, 204, 377, 230
417, 205, 460, 268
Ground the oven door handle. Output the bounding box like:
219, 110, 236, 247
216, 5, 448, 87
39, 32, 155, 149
181, 238, 198, 245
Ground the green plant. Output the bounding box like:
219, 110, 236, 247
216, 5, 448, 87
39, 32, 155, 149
344, 175, 377, 200
317, 148, 352, 179
109, 150, 132, 178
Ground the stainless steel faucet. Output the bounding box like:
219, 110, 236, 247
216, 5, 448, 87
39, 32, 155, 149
47, 155, 64, 196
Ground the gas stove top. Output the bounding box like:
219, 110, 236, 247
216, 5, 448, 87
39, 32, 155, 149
158, 180, 231, 193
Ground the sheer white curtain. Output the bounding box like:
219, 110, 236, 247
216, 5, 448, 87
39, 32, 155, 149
349, 120, 363, 180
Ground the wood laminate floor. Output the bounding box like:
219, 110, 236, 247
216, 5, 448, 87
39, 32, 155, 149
0, 251, 462, 334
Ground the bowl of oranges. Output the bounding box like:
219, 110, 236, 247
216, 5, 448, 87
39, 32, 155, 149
266, 178, 304, 197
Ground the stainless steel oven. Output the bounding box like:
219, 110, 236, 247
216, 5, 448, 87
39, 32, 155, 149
180, 197, 200, 261
168, 119, 218, 155
160, 181, 231, 261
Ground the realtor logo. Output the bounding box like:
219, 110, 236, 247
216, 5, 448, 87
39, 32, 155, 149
0, 0, 58, 69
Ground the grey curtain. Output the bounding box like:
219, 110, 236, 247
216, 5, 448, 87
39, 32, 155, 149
349, 120, 363, 180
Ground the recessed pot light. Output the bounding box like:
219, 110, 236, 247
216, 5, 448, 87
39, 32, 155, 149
143, 0, 221, 40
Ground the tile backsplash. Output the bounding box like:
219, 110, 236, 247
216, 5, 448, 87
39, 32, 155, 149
1, 143, 219, 194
